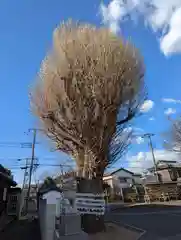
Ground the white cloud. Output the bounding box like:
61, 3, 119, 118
140, 100, 154, 112
149, 117, 155, 121
100, 0, 181, 56
114, 127, 145, 145
160, 7, 181, 56
162, 98, 181, 104
164, 107, 176, 115
127, 149, 181, 173
135, 136, 144, 144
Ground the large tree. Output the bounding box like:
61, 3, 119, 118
30, 20, 146, 233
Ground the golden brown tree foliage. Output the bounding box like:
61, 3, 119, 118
30, 21, 146, 178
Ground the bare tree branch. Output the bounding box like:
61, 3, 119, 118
164, 117, 181, 153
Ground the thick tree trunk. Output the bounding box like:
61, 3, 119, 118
76, 178, 105, 234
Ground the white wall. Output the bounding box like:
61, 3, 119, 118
103, 170, 135, 195
158, 169, 171, 182
103, 176, 114, 188
133, 175, 143, 184
112, 170, 134, 188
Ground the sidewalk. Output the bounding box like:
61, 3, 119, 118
0, 213, 15, 231
0, 218, 41, 240
55, 223, 141, 240
106, 200, 181, 212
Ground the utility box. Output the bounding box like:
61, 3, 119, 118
58, 213, 81, 236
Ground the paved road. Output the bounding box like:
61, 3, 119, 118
108, 204, 181, 239
0, 218, 41, 240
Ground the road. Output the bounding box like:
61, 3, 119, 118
0, 218, 41, 240
107, 203, 181, 239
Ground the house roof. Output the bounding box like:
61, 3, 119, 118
133, 173, 142, 177
0, 172, 17, 186
38, 186, 62, 196
148, 161, 181, 172
0, 164, 17, 186
104, 168, 134, 177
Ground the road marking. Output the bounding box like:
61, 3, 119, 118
136, 230, 147, 240
111, 220, 147, 240
111, 220, 145, 233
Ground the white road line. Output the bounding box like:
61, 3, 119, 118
111, 220, 145, 233
111, 220, 147, 240
136, 230, 147, 240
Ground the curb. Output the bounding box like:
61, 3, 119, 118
110, 220, 146, 240
108, 202, 181, 212
110, 220, 145, 234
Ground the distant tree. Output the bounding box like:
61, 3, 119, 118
164, 116, 181, 153
40, 176, 57, 190
30, 20, 146, 233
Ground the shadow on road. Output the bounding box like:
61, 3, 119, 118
0, 218, 41, 240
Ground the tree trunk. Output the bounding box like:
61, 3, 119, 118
76, 178, 105, 234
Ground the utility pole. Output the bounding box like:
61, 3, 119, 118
60, 164, 64, 188
25, 128, 37, 213
142, 133, 159, 182
22, 158, 29, 190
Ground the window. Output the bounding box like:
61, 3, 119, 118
118, 177, 127, 183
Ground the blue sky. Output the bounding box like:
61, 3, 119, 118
0, 0, 181, 184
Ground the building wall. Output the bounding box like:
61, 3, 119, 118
133, 175, 143, 184
103, 176, 113, 188
144, 168, 177, 184
112, 170, 134, 189
103, 170, 137, 201
157, 169, 172, 182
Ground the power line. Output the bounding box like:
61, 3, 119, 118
0, 142, 36, 148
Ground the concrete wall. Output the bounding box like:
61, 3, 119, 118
38, 191, 60, 240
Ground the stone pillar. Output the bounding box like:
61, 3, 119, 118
41, 191, 62, 240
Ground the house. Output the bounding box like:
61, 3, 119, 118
144, 160, 181, 184
0, 164, 17, 215
103, 168, 144, 202
54, 168, 144, 203
143, 160, 181, 201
